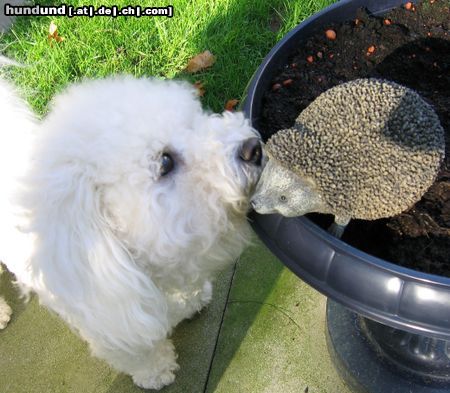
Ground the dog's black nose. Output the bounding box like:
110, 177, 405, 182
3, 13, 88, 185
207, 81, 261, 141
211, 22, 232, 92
239, 138, 262, 166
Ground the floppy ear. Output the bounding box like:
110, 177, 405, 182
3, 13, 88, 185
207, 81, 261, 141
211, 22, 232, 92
27, 167, 169, 352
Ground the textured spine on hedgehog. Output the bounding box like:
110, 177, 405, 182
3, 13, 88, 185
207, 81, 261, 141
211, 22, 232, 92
252, 78, 445, 236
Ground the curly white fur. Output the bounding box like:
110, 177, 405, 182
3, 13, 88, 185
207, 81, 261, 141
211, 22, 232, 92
0, 75, 262, 389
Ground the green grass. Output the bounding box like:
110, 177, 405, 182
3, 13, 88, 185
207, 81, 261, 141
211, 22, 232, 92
0, 0, 334, 114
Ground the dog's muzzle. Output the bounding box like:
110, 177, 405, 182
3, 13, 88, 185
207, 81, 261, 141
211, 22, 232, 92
239, 138, 262, 167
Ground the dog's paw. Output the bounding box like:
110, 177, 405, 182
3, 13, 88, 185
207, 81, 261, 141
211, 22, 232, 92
131, 339, 179, 390
0, 297, 12, 329
132, 363, 179, 390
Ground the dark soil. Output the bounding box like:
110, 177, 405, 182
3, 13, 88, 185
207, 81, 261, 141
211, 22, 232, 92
259, 1, 450, 276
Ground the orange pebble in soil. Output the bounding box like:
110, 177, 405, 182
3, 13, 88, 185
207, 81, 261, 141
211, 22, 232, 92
325, 29, 336, 40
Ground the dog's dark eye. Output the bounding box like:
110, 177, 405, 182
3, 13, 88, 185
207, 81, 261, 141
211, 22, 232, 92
160, 153, 175, 176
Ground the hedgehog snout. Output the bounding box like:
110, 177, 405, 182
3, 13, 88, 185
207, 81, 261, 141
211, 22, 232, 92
250, 176, 271, 213
250, 193, 276, 215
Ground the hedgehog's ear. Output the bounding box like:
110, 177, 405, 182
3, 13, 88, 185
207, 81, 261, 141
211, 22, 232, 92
30, 167, 169, 347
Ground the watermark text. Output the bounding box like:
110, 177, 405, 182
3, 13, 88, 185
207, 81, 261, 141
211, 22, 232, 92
4, 3, 174, 18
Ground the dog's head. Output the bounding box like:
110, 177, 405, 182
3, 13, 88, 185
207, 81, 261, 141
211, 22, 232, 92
22, 77, 262, 329
35, 76, 262, 258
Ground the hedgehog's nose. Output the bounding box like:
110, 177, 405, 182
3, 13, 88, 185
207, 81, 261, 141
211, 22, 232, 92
240, 138, 262, 166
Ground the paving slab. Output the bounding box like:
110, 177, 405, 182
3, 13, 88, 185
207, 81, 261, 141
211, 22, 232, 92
206, 238, 352, 393
0, 0, 25, 33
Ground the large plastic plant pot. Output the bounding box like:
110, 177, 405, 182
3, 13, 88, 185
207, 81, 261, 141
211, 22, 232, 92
242, 1, 450, 392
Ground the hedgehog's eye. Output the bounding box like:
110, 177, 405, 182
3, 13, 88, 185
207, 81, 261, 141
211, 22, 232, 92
280, 195, 287, 203
160, 153, 175, 176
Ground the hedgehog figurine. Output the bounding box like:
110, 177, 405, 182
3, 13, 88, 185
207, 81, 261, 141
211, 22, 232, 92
251, 78, 445, 237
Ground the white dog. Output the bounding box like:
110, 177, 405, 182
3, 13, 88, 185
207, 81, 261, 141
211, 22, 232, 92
0, 74, 263, 389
